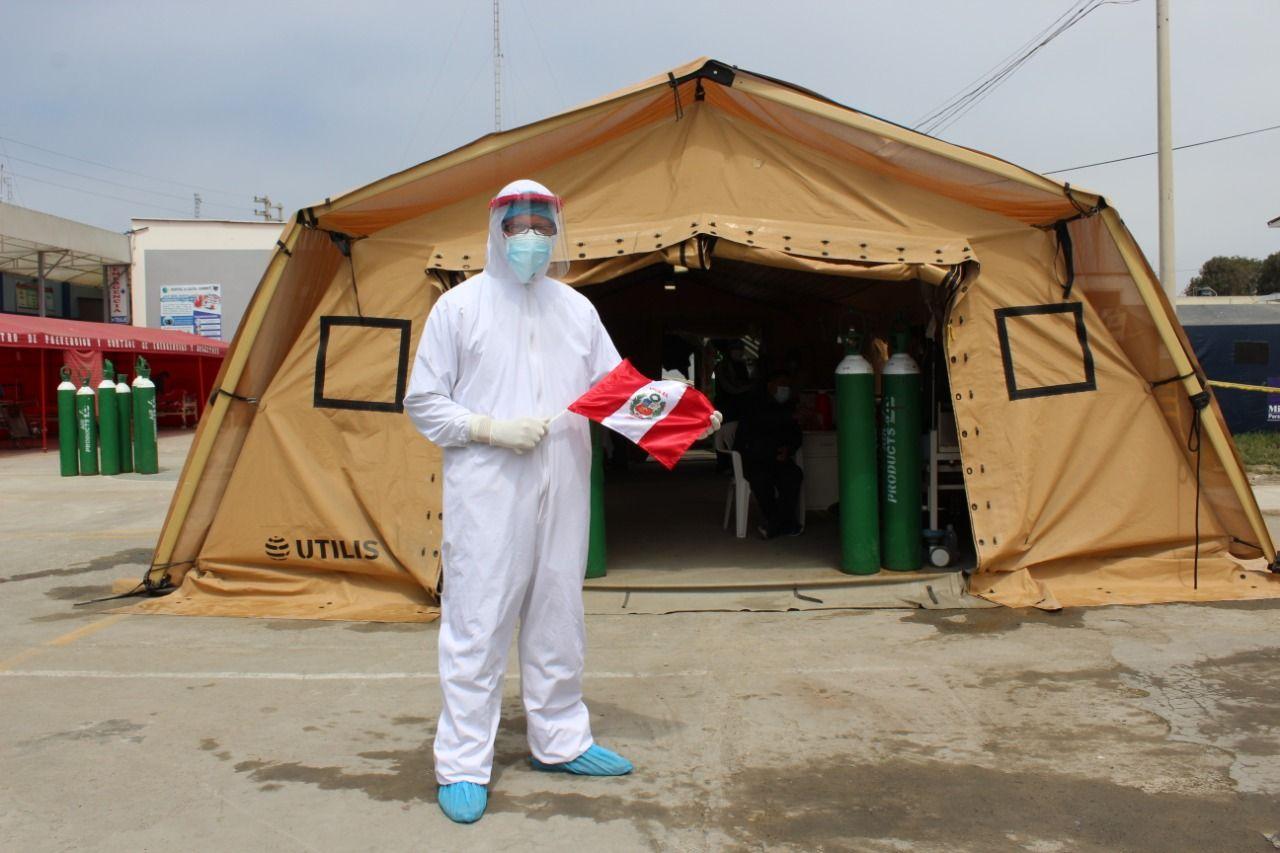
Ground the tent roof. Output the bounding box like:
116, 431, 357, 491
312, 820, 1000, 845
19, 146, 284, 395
0, 314, 228, 356
0, 202, 130, 286
306, 58, 1104, 239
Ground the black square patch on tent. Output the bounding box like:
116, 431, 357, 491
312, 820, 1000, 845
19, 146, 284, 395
995, 303, 1096, 400
314, 316, 412, 413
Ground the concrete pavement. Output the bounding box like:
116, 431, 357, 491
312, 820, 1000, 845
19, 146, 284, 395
3, 435, 1280, 851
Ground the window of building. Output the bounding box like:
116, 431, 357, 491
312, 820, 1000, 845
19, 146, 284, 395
1234, 341, 1269, 366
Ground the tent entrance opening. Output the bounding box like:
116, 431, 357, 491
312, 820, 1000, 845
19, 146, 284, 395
582, 255, 974, 583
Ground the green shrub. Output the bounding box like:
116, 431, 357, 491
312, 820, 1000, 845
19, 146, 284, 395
1234, 432, 1280, 470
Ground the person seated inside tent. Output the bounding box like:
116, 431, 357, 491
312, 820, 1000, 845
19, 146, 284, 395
714, 341, 754, 422
714, 340, 754, 473
734, 373, 804, 539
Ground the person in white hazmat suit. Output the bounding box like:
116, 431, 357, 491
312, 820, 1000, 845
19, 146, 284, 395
405, 180, 722, 824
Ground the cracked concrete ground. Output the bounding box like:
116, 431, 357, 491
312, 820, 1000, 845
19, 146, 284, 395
3, 434, 1280, 852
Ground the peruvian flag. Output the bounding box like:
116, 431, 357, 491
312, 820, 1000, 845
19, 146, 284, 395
569, 360, 716, 469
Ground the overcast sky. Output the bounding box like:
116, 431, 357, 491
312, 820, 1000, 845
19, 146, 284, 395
3, 0, 1277, 288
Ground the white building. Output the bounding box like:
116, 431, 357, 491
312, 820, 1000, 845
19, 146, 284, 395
129, 219, 283, 340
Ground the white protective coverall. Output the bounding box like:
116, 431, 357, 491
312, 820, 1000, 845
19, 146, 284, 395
404, 179, 621, 785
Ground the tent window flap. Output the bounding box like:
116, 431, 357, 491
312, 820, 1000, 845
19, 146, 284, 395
313, 315, 411, 413
996, 302, 1097, 401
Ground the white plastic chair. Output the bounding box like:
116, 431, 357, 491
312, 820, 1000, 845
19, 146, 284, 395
717, 420, 806, 539
716, 421, 752, 538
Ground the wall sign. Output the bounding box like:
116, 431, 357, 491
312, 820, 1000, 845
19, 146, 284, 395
160, 283, 222, 339
105, 264, 131, 324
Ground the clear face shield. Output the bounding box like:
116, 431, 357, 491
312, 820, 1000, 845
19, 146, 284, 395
487, 189, 571, 283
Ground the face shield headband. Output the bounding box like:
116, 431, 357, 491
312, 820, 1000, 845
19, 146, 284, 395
488, 190, 570, 282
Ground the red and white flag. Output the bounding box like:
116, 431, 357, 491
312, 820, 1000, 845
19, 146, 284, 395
569, 360, 716, 470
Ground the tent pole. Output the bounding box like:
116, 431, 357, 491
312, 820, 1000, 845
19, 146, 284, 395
148, 222, 303, 584
1101, 208, 1276, 561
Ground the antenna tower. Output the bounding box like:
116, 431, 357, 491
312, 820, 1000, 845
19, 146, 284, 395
493, 0, 502, 131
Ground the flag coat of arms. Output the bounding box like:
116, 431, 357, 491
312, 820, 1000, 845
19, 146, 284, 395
569, 360, 716, 469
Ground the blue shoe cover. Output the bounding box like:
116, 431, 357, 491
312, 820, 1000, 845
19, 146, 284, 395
437, 781, 487, 823
530, 744, 633, 776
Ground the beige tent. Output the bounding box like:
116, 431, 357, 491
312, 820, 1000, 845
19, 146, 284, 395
131, 58, 1280, 620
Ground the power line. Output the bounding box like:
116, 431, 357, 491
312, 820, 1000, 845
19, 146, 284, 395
516, 0, 567, 111
915, 0, 1140, 137
1042, 123, 1280, 174
503, 40, 541, 129
0, 140, 25, 206
0, 133, 254, 200
1, 152, 250, 213
931, 1, 1145, 136
8, 170, 196, 217
917, 0, 1098, 134
912, 0, 1093, 129
439, 57, 493, 139
930, 1, 1141, 135
397, 1, 470, 165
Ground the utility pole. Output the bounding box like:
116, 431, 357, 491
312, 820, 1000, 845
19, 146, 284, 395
193, 193, 202, 219
1156, 0, 1176, 299
253, 195, 283, 222
493, 0, 502, 132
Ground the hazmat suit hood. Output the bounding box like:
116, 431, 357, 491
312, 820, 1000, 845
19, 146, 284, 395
485, 179, 571, 284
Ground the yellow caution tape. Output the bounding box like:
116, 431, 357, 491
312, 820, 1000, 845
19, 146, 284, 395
1207, 380, 1280, 394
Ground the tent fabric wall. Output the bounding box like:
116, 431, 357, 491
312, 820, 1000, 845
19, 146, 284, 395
138, 230, 444, 622
129, 59, 1280, 620
951, 227, 1262, 608
147, 227, 347, 589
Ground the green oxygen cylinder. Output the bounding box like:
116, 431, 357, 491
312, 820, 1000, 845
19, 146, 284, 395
116, 373, 133, 474
132, 357, 159, 475
97, 359, 120, 476
585, 422, 607, 579
880, 331, 922, 571
56, 367, 78, 476
76, 374, 99, 475
836, 332, 880, 575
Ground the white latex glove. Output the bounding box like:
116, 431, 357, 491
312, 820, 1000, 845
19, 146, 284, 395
468, 415, 549, 453
698, 410, 723, 440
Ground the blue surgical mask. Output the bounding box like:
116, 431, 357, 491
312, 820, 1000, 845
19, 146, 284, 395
505, 232, 554, 282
